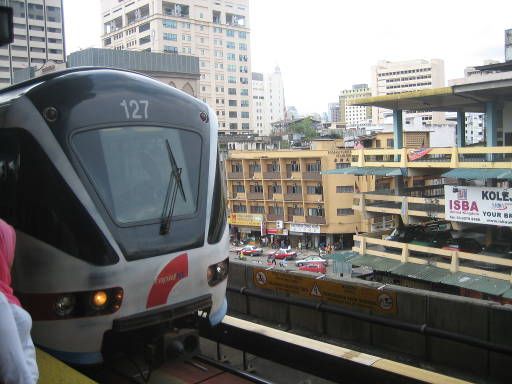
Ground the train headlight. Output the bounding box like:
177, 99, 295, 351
91, 291, 108, 309
54, 294, 76, 317
207, 258, 229, 287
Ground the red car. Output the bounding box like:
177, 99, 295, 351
272, 248, 297, 260
239, 245, 263, 256
299, 262, 326, 274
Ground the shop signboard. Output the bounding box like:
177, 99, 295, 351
290, 223, 320, 234
266, 228, 288, 235
444, 185, 512, 226
228, 213, 264, 227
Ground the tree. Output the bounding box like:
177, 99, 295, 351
288, 117, 318, 140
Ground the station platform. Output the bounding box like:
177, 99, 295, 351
36, 348, 95, 384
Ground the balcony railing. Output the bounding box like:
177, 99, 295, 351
228, 172, 244, 179
248, 171, 262, 179
353, 235, 512, 282
302, 172, 322, 181
268, 193, 283, 201
229, 192, 246, 200
284, 193, 303, 201
267, 214, 284, 221
263, 172, 281, 179
351, 146, 512, 169
353, 193, 445, 219
247, 192, 264, 200
288, 215, 305, 223
306, 216, 326, 225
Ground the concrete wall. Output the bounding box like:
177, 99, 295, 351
227, 261, 512, 383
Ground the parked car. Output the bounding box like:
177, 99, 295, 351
296, 255, 328, 267
271, 248, 297, 260
442, 238, 483, 254
239, 245, 263, 256
385, 221, 453, 251
299, 262, 326, 274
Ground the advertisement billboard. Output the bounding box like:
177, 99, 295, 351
444, 185, 512, 226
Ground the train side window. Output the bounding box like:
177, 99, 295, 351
0, 129, 118, 266
208, 153, 226, 244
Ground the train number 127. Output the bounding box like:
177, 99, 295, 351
120, 99, 149, 120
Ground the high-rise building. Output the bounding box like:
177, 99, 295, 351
339, 84, 372, 127
251, 66, 286, 136
506, 28, 512, 62
370, 59, 445, 125
264, 65, 285, 125
100, 0, 251, 135
0, 0, 65, 87
251, 72, 267, 136
327, 102, 340, 123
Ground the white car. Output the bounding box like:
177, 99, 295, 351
295, 255, 328, 267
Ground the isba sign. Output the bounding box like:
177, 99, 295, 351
444, 186, 512, 226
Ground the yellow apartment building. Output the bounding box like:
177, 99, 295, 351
225, 139, 364, 249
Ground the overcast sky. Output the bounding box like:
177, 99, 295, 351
63, 0, 512, 115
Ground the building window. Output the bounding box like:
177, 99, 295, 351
337, 208, 354, 216
164, 45, 178, 53
226, 41, 235, 49
229, 123, 238, 130
227, 53, 236, 60
239, 31, 247, 39
139, 22, 150, 33
226, 29, 235, 37
307, 185, 323, 195
336, 186, 354, 193
387, 139, 394, 147
241, 100, 249, 107
228, 76, 236, 84
250, 206, 265, 214
335, 163, 349, 169
250, 184, 263, 193
287, 184, 301, 194
241, 112, 249, 118
228, 100, 237, 106
229, 111, 237, 118
139, 35, 151, 45
306, 161, 321, 172
163, 19, 177, 28
163, 33, 178, 41
308, 207, 324, 216
241, 89, 249, 96
239, 43, 247, 50
233, 205, 246, 213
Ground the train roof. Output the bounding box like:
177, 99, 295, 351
0, 67, 178, 105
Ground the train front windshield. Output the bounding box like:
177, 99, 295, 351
73, 126, 201, 225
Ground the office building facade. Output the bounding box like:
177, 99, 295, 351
339, 84, 372, 127
370, 59, 445, 125
0, 0, 65, 87
100, 0, 252, 134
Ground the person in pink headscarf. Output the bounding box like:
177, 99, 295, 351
0, 219, 39, 384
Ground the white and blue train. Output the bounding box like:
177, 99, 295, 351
0, 67, 229, 364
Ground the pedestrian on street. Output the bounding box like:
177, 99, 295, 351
0, 219, 39, 384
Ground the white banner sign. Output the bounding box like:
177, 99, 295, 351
444, 185, 512, 226
290, 223, 321, 234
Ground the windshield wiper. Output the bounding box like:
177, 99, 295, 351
160, 139, 187, 235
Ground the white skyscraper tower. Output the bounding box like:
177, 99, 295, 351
100, 0, 252, 135
264, 65, 286, 125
